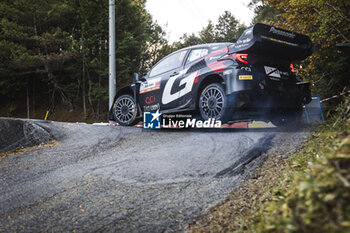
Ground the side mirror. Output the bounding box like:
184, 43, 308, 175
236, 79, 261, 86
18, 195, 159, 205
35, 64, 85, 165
133, 73, 139, 82
134, 72, 146, 83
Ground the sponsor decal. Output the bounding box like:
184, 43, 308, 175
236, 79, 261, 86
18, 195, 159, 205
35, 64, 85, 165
240, 66, 252, 72
145, 96, 156, 105
143, 110, 161, 129
188, 49, 208, 62
162, 70, 199, 105
279, 71, 290, 76
269, 26, 296, 39
233, 43, 249, 49
209, 55, 221, 61
244, 28, 253, 36
205, 48, 228, 60
264, 66, 281, 78
139, 77, 161, 94
223, 69, 233, 75
269, 77, 281, 81
248, 123, 264, 128
239, 75, 253, 80
143, 103, 160, 112
239, 37, 252, 44
261, 35, 298, 47
207, 61, 227, 73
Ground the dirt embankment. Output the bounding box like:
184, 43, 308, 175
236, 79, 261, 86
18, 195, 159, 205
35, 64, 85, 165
0, 118, 51, 153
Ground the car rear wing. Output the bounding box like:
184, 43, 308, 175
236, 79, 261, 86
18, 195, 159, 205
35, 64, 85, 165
230, 23, 313, 61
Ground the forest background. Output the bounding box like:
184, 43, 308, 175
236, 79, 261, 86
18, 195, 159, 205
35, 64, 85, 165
0, 0, 348, 122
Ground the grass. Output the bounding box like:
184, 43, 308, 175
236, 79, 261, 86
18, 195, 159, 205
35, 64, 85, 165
235, 98, 350, 233
188, 97, 350, 233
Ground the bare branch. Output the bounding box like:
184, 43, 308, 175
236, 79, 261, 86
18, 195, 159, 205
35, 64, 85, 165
313, 8, 350, 42
336, 172, 350, 188
326, 3, 350, 23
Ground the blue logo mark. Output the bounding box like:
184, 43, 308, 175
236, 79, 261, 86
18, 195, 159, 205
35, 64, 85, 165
143, 110, 161, 129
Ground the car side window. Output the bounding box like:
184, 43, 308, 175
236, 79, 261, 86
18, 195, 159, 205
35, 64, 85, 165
149, 50, 188, 77
186, 48, 209, 64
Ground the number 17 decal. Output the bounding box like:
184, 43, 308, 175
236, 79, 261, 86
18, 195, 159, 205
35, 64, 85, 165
162, 70, 199, 105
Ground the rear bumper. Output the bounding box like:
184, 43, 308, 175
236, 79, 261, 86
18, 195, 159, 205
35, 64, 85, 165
264, 80, 312, 105
224, 67, 312, 106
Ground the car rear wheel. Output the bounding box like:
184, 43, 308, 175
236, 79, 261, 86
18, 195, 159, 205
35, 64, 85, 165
113, 94, 138, 126
199, 83, 232, 123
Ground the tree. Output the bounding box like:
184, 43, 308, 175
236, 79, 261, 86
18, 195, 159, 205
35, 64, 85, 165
249, 0, 350, 98
199, 21, 216, 43
248, 0, 281, 24
0, 0, 169, 120
173, 11, 247, 51
215, 11, 246, 42
139, 21, 171, 74
0, 0, 75, 115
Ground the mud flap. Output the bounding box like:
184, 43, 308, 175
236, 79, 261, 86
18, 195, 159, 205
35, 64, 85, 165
297, 81, 311, 104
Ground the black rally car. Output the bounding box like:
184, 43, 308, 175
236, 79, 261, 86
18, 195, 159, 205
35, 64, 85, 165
109, 23, 313, 126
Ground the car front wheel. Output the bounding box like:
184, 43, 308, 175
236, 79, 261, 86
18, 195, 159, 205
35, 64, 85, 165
199, 83, 233, 123
113, 94, 138, 126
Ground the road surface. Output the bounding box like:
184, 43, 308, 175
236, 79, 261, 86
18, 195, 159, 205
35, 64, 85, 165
0, 119, 309, 232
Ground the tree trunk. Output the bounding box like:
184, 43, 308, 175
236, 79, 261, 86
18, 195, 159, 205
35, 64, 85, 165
84, 61, 95, 118
82, 58, 86, 114
32, 77, 35, 117
42, 59, 72, 108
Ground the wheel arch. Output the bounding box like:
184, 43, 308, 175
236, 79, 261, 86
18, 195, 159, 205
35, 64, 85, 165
113, 85, 134, 103
195, 74, 225, 108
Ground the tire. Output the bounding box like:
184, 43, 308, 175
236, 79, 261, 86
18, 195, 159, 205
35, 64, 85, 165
199, 83, 233, 123
112, 94, 138, 126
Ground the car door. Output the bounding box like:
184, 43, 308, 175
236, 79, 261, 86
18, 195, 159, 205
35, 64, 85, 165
139, 49, 188, 112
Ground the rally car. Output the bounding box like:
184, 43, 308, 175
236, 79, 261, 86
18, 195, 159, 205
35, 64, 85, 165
109, 23, 313, 126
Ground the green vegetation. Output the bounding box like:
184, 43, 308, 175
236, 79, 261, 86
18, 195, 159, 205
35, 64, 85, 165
0, 1, 246, 121
0, 0, 348, 121
249, 0, 350, 101
235, 4, 350, 230
173, 11, 246, 49
235, 97, 350, 233
0, 0, 169, 120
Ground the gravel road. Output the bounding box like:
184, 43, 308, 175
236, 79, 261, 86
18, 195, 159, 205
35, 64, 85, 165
0, 119, 309, 232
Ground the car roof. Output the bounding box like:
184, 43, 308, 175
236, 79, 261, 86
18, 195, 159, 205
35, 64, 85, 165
151, 42, 234, 70
176, 42, 234, 52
